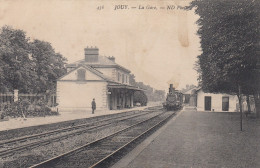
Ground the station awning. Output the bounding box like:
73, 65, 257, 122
108, 84, 145, 91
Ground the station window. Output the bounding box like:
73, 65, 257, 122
126, 75, 128, 83
122, 74, 125, 83
77, 69, 86, 80
118, 72, 120, 82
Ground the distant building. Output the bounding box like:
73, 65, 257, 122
57, 47, 142, 112
195, 88, 238, 112
183, 87, 239, 112
182, 87, 197, 106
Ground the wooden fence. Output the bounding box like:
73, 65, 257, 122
0, 93, 14, 104
0, 92, 56, 109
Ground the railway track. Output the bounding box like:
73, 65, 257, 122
29, 110, 176, 168
0, 110, 140, 146
0, 109, 159, 158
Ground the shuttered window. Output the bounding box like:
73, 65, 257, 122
122, 74, 125, 83
77, 69, 86, 80
118, 72, 120, 82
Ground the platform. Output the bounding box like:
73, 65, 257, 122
0, 104, 159, 131
113, 109, 260, 168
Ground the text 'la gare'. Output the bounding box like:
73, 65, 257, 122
114, 5, 157, 10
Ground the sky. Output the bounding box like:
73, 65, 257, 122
0, 0, 201, 91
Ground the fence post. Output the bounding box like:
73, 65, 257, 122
14, 90, 19, 102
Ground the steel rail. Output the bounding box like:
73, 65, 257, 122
0, 108, 157, 147
0, 107, 162, 147
90, 112, 175, 168
0, 110, 153, 158
29, 111, 171, 168
0, 110, 141, 147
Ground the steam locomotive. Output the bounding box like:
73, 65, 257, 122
163, 84, 183, 111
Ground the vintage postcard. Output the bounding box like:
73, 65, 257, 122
0, 0, 259, 168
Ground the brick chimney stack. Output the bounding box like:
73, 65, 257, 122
84, 46, 99, 62
108, 56, 115, 62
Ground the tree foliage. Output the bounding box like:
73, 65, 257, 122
0, 26, 33, 93
189, 0, 260, 116
129, 74, 166, 102
181, 84, 197, 93
0, 26, 67, 93
134, 91, 148, 106
190, 0, 259, 93
30, 40, 67, 93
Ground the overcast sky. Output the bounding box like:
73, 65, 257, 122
0, 0, 201, 91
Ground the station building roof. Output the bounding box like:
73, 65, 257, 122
66, 55, 131, 73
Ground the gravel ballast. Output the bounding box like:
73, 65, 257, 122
1, 111, 161, 168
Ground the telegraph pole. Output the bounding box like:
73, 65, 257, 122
238, 85, 242, 131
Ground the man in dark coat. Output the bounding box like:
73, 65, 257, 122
91, 98, 96, 114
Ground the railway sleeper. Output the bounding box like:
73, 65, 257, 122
97, 140, 126, 145
28, 144, 39, 150
68, 152, 110, 161
28, 137, 37, 141
41, 141, 51, 146
76, 132, 83, 135
3, 142, 17, 147
86, 148, 114, 154
52, 139, 62, 143
96, 145, 121, 151
1, 152, 14, 159
68, 134, 76, 137
87, 153, 112, 161
59, 136, 68, 140
121, 132, 143, 137
19, 139, 27, 143
17, 148, 28, 154
111, 136, 134, 142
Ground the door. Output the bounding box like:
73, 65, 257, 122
222, 97, 229, 111
204, 96, 211, 111
109, 93, 112, 110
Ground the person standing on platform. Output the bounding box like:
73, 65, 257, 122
91, 98, 96, 114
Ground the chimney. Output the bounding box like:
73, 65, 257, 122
108, 56, 115, 62
84, 46, 99, 62
169, 84, 175, 94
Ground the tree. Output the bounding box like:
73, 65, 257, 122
129, 73, 166, 102
134, 91, 148, 106
30, 40, 67, 93
181, 84, 197, 93
0, 26, 36, 93
189, 1, 260, 126
154, 90, 166, 101
0, 26, 67, 94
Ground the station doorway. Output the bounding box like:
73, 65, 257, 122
204, 96, 211, 111
222, 97, 229, 111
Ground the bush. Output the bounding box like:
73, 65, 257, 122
2, 102, 19, 118
1, 112, 4, 119
3, 98, 58, 118
27, 99, 53, 116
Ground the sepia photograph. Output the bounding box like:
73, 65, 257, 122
0, 0, 259, 167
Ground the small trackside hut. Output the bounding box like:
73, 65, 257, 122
56, 47, 143, 112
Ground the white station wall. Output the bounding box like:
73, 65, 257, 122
197, 90, 238, 112
57, 81, 108, 112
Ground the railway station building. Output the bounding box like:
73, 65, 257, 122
56, 47, 142, 112
196, 88, 238, 112
184, 87, 258, 113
